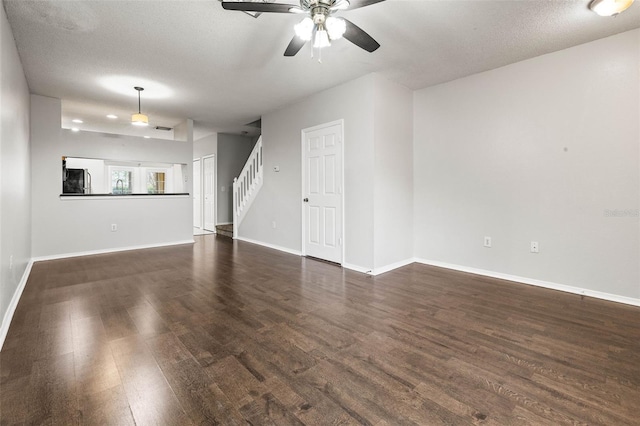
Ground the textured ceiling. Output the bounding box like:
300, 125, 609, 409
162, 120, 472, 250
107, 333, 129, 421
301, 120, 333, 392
4, 0, 640, 139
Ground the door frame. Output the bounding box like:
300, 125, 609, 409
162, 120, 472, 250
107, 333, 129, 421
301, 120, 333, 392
300, 119, 345, 264
202, 154, 217, 232
193, 158, 202, 230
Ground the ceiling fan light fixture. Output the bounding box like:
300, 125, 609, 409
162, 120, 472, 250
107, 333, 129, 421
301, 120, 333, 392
220, 0, 384, 57
295, 17, 314, 41
326, 16, 346, 40
589, 0, 634, 16
331, 0, 350, 11
131, 86, 149, 126
313, 28, 331, 48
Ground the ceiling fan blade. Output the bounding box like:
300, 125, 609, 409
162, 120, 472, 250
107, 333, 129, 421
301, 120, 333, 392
342, 18, 380, 53
284, 36, 307, 57
344, 0, 386, 11
221, 2, 301, 13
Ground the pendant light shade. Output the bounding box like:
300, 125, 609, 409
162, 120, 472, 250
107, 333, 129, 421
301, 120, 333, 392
132, 86, 149, 126
131, 113, 148, 126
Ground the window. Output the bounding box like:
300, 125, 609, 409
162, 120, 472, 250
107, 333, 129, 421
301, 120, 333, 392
111, 169, 133, 194
147, 172, 166, 194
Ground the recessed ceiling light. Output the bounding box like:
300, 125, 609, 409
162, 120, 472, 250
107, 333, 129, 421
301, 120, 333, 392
71, 127, 80, 132
144, 136, 151, 139
106, 114, 118, 119
72, 119, 83, 123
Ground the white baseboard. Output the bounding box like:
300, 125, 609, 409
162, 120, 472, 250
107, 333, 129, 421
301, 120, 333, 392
414, 258, 640, 307
234, 236, 302, 256
342, 263, 372, 274
213, 235, 374, 273
32, 240, 195, 262
372, 258, 415, 276
0, 260, 34, 351
215, 222, 232, 226
342, 258, 414, 276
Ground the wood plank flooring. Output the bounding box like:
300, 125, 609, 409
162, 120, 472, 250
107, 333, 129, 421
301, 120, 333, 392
2, 235, 640, 425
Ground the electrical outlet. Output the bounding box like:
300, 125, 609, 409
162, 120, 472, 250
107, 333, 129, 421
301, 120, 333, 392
483, 236, 492, 248
9, 255, 13, 270
272, 221, 276, 229
531, 241, 539, 253
111, 224, 118, 232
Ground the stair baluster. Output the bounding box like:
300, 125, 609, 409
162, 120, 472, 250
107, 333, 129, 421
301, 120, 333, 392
232, 136, 263, 239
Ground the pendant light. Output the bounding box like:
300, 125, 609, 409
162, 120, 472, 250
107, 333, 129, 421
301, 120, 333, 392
131, 86, 149, 126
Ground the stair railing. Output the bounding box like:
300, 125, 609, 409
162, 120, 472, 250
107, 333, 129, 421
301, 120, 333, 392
232, 136, 263, 238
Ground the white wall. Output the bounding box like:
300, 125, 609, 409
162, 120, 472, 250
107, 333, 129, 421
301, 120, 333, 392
217, 133, 254, 224
239, 74, 376, 269
0, 5, 31, 338
414, 29, 640, 300
31, 95, 194, 258
174, 119, 193, 143
372, 75, 414, 271
194, 133, 217, 159
239, 74, 415, 272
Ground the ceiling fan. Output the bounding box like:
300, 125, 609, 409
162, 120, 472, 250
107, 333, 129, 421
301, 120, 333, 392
221, 0, 386, 57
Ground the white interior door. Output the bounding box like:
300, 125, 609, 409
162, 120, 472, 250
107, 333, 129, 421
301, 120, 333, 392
302, 121, 343, 263
203, 155, 215, 231
193, 159, 201, 229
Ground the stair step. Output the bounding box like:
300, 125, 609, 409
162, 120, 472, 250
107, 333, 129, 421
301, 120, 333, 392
216, 224, 233, 239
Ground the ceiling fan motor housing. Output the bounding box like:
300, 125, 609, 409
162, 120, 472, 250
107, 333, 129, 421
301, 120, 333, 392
312, 9, 327, 24
300, 0, 338, 9
303, 0, 333, 24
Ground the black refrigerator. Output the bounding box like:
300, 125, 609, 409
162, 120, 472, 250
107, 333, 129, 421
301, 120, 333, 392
63, 168, 91, 194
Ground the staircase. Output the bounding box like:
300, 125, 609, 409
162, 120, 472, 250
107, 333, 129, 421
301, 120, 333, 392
215, 224, 233, 238
232, 136, 263, 239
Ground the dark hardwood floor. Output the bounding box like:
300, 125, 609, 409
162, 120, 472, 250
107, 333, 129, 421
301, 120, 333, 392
1, 235, 640, 425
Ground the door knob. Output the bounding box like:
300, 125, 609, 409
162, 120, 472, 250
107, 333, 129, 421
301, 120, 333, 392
303, 198, 309, 203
